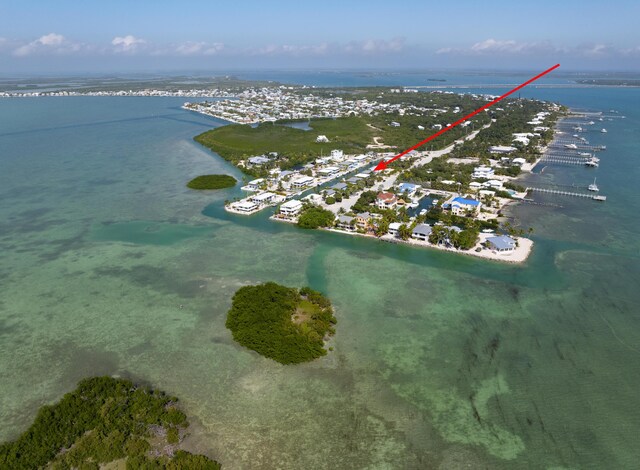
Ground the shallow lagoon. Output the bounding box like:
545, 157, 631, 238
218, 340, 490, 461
0, 85, 639, 468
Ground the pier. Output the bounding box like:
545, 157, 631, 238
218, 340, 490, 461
526, 187, 606, 201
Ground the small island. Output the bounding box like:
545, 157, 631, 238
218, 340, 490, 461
226, 282, 336, 364
0, 376, 221, 469
186, 174, 237, 190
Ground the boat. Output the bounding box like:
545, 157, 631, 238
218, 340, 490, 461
588, 178, 599, 192
585, 159, 599, 168
419, 209, 428, 216
407, 202, 419, 209
580, 152, 591, 157
431, 199, 439, 205
564, 143, 578, 149
593, 195, 607, 201
601, 128, 608, 133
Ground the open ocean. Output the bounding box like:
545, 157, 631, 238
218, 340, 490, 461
0, 71, 639, 469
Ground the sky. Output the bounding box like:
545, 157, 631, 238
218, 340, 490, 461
1, 0, 639, 75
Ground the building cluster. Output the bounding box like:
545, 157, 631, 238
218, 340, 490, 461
183, 87, 441, 124
1, 89, 235, 98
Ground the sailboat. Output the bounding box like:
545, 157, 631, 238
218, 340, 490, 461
588, 178, 599, 192
601, 128, 608, 133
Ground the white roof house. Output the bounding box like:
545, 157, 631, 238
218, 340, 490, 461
388, 222, 402, 236
234, 200, 258, 212
279, 199, 303, 215
251, 192, 277, 204
290, 175, 314, 188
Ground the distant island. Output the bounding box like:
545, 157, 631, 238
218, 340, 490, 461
0, 376, 221, 469
226, 283, 336, 364
187, 174, 237, 190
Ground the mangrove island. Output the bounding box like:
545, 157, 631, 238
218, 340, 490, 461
186, 174, 237, 190
226, 282, 336, 364
0, 376, 221, 470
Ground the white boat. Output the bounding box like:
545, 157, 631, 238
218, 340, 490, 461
419, 209, 428, 216
585, 159, 599, 168
588, 178, 599, 192
565, 143, 578, 149
432, 199, 439, 205
408, 202, 419, 209
601, 128, 608, 133
580, 152, 591, 157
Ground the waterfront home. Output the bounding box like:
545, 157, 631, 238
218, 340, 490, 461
234, 200, 259, 213
450, 197, 481, 216
472, 165, 494, 179
486, 235, 517, 252
336, 215, 356, 231
484, 179, 503, 190
412, 224, 432, 241
248, 155, 271, 165
397, 182, 420, 198
376, 192, 398, 210
242, 178, 265, 191
317, 166, 339, 177
251, 192, 277, 205
512, 157, 526, 166
279, 199, 303, 216
331, 182, 348, 191
489, 145, 517, 154
469, 182, 483, 190
388, 222, 401, 237
355, 212, 374, 229
290, 175, 314, 188
355, 173, 369, 179
346, 177, 360, 185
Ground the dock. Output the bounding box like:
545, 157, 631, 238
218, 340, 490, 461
526, 187, 606, 201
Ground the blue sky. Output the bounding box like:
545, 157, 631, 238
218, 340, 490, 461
1, 0, 639, 74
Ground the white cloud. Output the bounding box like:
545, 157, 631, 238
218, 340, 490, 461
111, 35, 146, 53
344, 37, 405, 54
12, 33, 82, 57
437, 38, 563, 56
175, 41, 225, 56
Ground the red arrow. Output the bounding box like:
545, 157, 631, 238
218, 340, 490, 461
373, 63, 560, 171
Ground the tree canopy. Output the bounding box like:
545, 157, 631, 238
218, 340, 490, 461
0, 376, 221, 470
226, 282, 336, 364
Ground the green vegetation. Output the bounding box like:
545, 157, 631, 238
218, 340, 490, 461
429, 225, 479, 250
0, 376, 221, 470
194, 118, 373, 173
186, 174, 237, 190
297, 205, 335, 229
225, 282, 337, 364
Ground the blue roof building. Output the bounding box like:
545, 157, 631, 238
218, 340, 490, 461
486, 235, 517, 251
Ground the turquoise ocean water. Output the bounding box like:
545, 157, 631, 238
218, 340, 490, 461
1, 74, 639, 469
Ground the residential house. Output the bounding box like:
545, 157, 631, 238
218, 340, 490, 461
489, 145, 517, 154
376, 192, 397, 210
290, 175, 314, 188
450, 197, 481, 216
243, 178, 265, 191
248, 155, 270, 165
397, 182, 420, 198
355, 212, 373, 229
486, 235, 517, 252
388, 222, 401, 237
472, 166, 494, 179
234, 200, 258, 213
336, 215, 356, 231
251, 192, 277, 205
279, 199, 303, 217
411, 224, 432, 241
